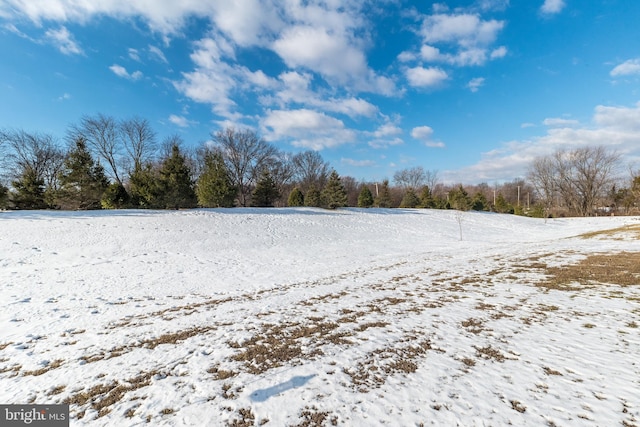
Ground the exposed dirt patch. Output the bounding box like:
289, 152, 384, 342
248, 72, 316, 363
540, 252, 640, 290
229, 319, 352, 374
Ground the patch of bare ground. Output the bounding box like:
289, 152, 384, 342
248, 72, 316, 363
473, 345, 506, 362
578, 224, 640, 240
23, 359, 64, 376
343, 334, 438, 391
208, 365, 238, 380
539, 252, 640, 290
229, 319, 352, 374
291, 406, 338, 427
227, 407, 257, 427
64, 370, 157, 419
0, 342, 13, 351
461, 318, 488, 334
80, 326, 215, 363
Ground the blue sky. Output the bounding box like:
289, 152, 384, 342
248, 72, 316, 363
1, 0, 639, 184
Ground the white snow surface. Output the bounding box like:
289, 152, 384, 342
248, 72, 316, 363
1, 208, 639, 426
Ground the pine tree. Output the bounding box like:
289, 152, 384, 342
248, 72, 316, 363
322, 170, 348, 209
12, 169, 47, 209
375, 179, 392, 208
159, 144, 197, 209
448, 185, 472, 211
304, 185, 323, 207
128, 163, 163, 209
419, 186, 435, 208
288, 187, 304, 207
251, 170, 280, 207
471, 192, 488, 211
56, 137, 109, 210
357, 186, 374, 208
494, 193, 513, 214
0, 184, 9, 209
400, 188, 420, 208
196, 151, 236, 208
101, 182, 130, 209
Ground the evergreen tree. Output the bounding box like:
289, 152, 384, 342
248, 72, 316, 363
287, 187, 304, 207
101, 182, 130, 209
251, 170, 280, 207
419, 186, 435, 208
322, 170, 348, 209
304, 185, 323, 207
357, 186, 374, 208
494, 193, 514, 214
159, 144, 197, 209
471, 192, 488, 211
0, 184, 9, 209
400, 188, 420, 208
448, 185, 472, 211
374, 179, 392, 208
11, 168, 47, 209
56, 137, 109, 210
128, 163, 163, 209
196, 151, 236, 208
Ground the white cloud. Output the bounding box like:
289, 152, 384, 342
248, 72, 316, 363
109, 64, 143, 80
540, 0, 565, 15
409, 12, 506, 68
490, 46, 507, 59
421, 13, 504, 48
128, 48, 140, 61
406, 67, 448, 88
411, 125, 445, 148
273, 26, 366, 82
411, 126, 434, 140
45, 26, 83, 55
168, 114, 194, 128
610, 58, 640, 77
467, 77, 485, 92
341, 158, 376, 167
542, 117, 579, 127
57, 93, 71, 101
368, 120, 404, 149
148, 45, 168, 63
261, 108, 356, 150
521, 122, 535, 128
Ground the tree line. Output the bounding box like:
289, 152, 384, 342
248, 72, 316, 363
0, 114, 638, 216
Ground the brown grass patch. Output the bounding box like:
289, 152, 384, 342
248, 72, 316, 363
0, 342, 13, 351
292, 406, 337, 427
543, 366, 563, 376
473, 345, 506, 362
230, 319, 352, 374
23, 359, 64, 376
64, 371, 157, 419
578, 224, 640, 240
344, 337, 433, 391
540, 252, 640, 290
207, 366, 238, 380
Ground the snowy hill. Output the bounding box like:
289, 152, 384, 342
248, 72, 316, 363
1, 209, 639, 426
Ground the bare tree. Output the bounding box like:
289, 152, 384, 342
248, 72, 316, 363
528, 146, 620, 216
266, 151, 296, 206
1, 129, 65, 189
69, 114, 123, 184
212, 128, 278, 206
120, 116, 157, 173
393, 166, 427, 190
292, 150, 331, 192
528, 156, 556, 215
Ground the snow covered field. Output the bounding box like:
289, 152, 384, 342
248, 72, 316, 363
1, 208, 639, 426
